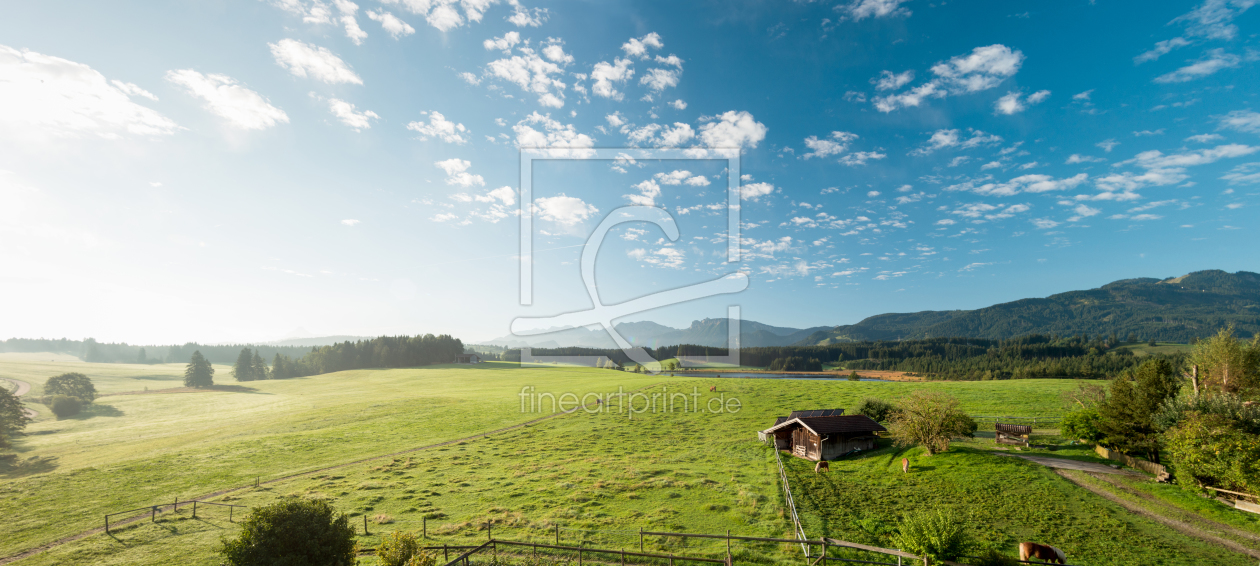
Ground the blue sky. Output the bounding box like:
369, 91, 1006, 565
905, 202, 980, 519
0, 0, 1258, 345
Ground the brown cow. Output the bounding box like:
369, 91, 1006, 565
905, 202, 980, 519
1018, 542, 1065, 564
901, 458, 909, 474
709, 385, 717, 392
814, 461, 828, 473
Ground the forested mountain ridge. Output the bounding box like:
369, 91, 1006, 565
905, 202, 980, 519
481, 318, 829, 349
797, 270, 1260, 345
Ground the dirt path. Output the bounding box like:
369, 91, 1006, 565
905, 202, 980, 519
1056, 469, 1260, 560
0, 386, 657, 565
1085, 472, 1260, 544
1, 378, 38, 419
997, 453, 1139, 475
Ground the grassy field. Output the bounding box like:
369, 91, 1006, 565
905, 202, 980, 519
3, 356, 1258, 565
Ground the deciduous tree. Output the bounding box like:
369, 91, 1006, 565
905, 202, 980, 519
44, 372, 96, 403
888, 391, 976, 455
0, 387, 33, 448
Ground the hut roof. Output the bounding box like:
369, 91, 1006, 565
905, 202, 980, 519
762, 414, 887, 436
788, 409, 845, 418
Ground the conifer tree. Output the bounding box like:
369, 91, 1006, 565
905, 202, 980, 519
251, 350, 270, 380
185, 351, 215, 388
233, 348, 254, 382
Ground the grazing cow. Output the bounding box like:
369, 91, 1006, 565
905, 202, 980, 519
709, 385, 717, 392
1018, 542, 1065, 564
814, 461, 828, 473
901, 458, 909, 474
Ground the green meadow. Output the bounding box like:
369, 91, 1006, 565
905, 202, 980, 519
3, 355, 1258, 565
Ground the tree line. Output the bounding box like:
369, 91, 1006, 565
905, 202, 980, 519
0, 337, 315, 365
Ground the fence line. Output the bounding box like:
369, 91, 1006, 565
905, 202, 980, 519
1093, 445, 1169, 480
770, 445, 809, 556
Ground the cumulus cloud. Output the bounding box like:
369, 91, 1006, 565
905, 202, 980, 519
327, 98, 379, 131
476, 185, 516, 205
1135, 37, 1192, 63
166, 70, 289, 130
1067, 204, 1100, 222
1186, 133, 1225, 143
269, 39, 362, 84
333, 0, 368, 45
541, 42, 574, 65
640, 67, 681, 93
0, 45, 179, 139
1097, 139, 1120, 152
513, 112, 595, 158
837, 0, 911, 20
627, 179, 661, 206
1154, 48, 1240, 83
367, 9, 416, 37
508, 5, 548, 27
1066, 154, 1106, 164
669, 99, 687, 110
377, 0, 503, 32
945, 173, 1088, 197
627, 246, 686, 269
740, 182, 775, 201
839, 151, 886, 166
653, 170, 709, 186
698, 111, 768, 153
1221, 162, 1260, 184
534, 194, 598, 226
485, 45, 568, 108
435, 158, 485, 186
341, 218, 360, 226
994, 89, 1050, 115
802, 131, 857, 159
407, 111, 469, 143
591, 58, 634, 100
872, 70, 914, 90
621, 33, 663, 59
875, 45, 1023, 112
483, 31, 520, 52
911, 128, 1002, 155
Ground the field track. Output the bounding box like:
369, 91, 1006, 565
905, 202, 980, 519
1, 378, 37, 419
0, 385, 656, 565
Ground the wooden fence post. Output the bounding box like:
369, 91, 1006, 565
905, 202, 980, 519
193, 501, 198, 519
174, 497, 178, 512
423, 517, 427, 538
105, 515, 109, 534
151, 506, 156, 522
444, 545, 449, 562
639, 527, 644, 552
556, 524, 560, 546
230, 506, 233, 523
487, 521, 492, 541
364, 515, 369, 535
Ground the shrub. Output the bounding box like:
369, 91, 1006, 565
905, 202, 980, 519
851, 398, 896, 423
1163, 411, 1260, 494
50, 395, 82, 418
1060, 408, 1104, 442
848, 371, 860, 381
219, 498, 357, 566
888, 509, 971, 564
377, 531, 434, 566
44, 372, 96, 403
888, 392, 976, 455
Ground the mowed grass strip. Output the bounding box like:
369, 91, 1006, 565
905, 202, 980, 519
6, 374, 1093, 565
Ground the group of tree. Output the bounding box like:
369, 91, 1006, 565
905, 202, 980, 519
233, 348, 272, 381
767, 356, 823, 371
41, 372, 99, 418
1061, 325, 1260, 493
0, 337, 315, 365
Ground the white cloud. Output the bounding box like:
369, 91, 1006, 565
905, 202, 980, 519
1135, 37, 1191, 63
1097, 139, 1119, 152
1219, 110, 1260, 134
333, 0, 368, 45
876, 44, 1026, 110
0, 45, 179, 139
740, 182, 775, 201
1119, 144, 1260, 169
327, 98, 379, 131
432, 212, 459, 222
486, 46, 568, 108
166, 70, 289, 130
591, 58, 634, 100
945, 173, 1088, 197
513, 112, 595, 158
269, 39, 362, 84
407, 111, 469, 143
838, 0, 911, 20
872, 70, 915, 90
839, 151, 886, 166
435, 158, 485, 187
1073, 90, 1094, 101
994, 89, 1050, 115
367, 9, 416, 38
1031, 218, 1059, 229
341, 218, 360, 226
627, 246, 686, 269
1154, 49, 1240, 83
1067, 204, 1100, 222
698, 111, 768, 153
867, 190, 881, 197
1186, 133, 1225, 143
669, 99, 687, 110
534, 194, 598, 226
541, 43, 574, 65
657, 123, 694, 146
1221, 162, 1260, 185
483, 31, 520, 52
640, 67, 680, 93
606, 112, 626, 127
1066, 154, 1106, 164
621, 33, 663, 59
508, 6, 548, 27
1134, 129, 1165, 137
377, 0, 500, 32
458, 71, 481, 85
476, 185, 516, 205
802, 131, 857, 159
627, 179, 661, 206
911, 128, 1001, 155
653, 170, 708, 186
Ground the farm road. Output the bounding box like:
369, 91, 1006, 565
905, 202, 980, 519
1, 378, 37, 419
1057, 469, 1260, 560
996, 453, 1139, 475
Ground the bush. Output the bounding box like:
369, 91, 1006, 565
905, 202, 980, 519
44, 372, 96, 403
1163, 411, 1260, 494
1060, 408, 1104, 442
50, 395, 82, 418
848, 371, 861, 381
888, 392, 976, 455
219, 498, 357, 566
851, 398, 896, 423
888, 509, 971, 564
377, 531, 433, 566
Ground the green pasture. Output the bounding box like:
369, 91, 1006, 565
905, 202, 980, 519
3, 356, 1256, 565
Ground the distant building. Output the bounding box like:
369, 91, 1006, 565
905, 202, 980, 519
760, 409, 886, 461
454, 353, 482, 364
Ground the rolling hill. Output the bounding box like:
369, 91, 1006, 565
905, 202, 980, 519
796, 269, 1260, 345
480, 318, 829, 349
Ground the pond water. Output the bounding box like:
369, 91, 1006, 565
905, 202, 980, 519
665, 372, 887, 382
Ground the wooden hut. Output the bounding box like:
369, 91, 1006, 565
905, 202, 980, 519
761, 410, 887, 461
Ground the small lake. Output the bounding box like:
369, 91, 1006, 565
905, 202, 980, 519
665, 372, 887, 382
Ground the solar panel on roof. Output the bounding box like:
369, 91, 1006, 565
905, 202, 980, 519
787, 409, 844, 418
